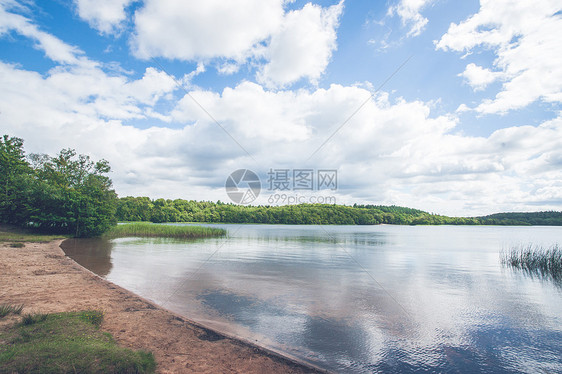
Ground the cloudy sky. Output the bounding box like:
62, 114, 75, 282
1, 0, 561, 216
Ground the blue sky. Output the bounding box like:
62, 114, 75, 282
1, 0, 561, 215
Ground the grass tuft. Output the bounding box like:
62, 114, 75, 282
0, 304, 24, 319
1, 310, 156, 373
20, 313, 48, 326
501, 244, 562, 282
105, 222, 226, 239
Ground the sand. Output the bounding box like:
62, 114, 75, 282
0, 240, 325, 373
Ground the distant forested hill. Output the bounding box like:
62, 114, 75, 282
116, 197, 561, 226
478, 212, 562, 226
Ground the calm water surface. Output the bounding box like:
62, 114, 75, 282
62, 225, 562, 373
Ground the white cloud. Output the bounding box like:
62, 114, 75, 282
2, 2, 562, 215
131, 0, 343, 87
131, 0, 285, 61
3, 53, 562, 215
436, 0, 562, 114
74, 0, 136, 35
458, 63, 501, 91
388, 0, 434, 37
257, 1, 343, 87
0, 4, 84, 65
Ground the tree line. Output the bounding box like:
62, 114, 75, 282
2, 135, 561, 238
115, 196, 562, 226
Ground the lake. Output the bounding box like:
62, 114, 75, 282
61, 225, 562, 373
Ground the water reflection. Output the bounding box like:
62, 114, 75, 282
62, 225, 562, 373
61, 238, 114, 277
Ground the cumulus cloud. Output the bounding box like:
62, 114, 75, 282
458, 63, 501, 91
2, 1, 562, 215
131, 0, 285, 61
388, 0, 434, 37
436, 0, 562, 114
131, 0, 342, 87
3, 53, 562, 214
257, 1, 343, 87
74, 0, 136, 35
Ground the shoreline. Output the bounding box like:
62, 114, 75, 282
0, 239, 327, 373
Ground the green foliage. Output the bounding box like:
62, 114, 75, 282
0, 311, 156, 373
115, 197, 562, 226
105, 222, 226, 239
479, 211, 562, 226
114, 198, 491, 225
0, 135, 31, 225
0, 135, 118, 237
0, 304, 24, 319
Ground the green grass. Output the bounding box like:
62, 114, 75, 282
0, 230, 67, 244
105, 222, 226, 239
0, 310, 156, 373
502, 244, 562, 281
0, 304, 24, 319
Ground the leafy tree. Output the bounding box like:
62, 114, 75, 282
0, 135, 118, 237
0, 135, 32, 224
29, 149, 117, 237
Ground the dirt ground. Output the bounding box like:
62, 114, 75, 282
0, 240, 324, 373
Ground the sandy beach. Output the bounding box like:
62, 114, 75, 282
0, 240, 323, 373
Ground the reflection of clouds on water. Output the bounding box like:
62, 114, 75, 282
64, 225, 562, 373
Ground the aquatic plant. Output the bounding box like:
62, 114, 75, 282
104, 222, 226, 239
501, 244, 562, 282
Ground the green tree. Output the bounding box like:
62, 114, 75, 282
0, 135, 33, 225
29, 149, 118, 237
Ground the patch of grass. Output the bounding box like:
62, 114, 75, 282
0, 231, 66, 244
501, 244, 562, 281
0, 310, 156, 373
105, 222, 226, 239
0, 304, 24, 319
20, 313, 48, 326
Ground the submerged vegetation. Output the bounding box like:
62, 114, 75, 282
0, 310, 156, 373
502, 244, 562, 282
105, 222, 226, 239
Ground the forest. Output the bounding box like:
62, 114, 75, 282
2, 135, 561, 238
115, 197, 562, 226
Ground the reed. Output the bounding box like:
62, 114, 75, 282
501, 244, 562, 280
105, 222, 226, 239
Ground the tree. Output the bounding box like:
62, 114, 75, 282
30, 149, 118, 237
0, 135, 32, 224
1, 135, 118, 237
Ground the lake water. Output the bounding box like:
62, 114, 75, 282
62, 225, 562, 373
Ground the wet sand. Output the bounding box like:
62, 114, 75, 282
0, 240, 325, 373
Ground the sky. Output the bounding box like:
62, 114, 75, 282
0, 0, 561, 216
